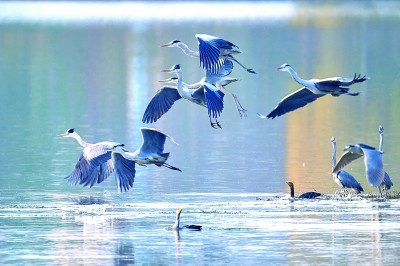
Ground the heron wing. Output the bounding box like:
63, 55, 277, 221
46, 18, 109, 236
203, 83, 225, 118
316, 73, 368, 87
337, 170, 364, 192
112, 153, 136, 192
196, 35, 223, 73
382, 172, 393, 189
266, 87, 325, 119
138, 127, 177, 155
361, 147, 384, 187
332, 151, 363, 173
142, 87, 182, 124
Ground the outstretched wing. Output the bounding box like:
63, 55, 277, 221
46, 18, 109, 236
112, 153, 136, 193
316, 73, 369, 87
142, 87, 182, 124
362, 148, 384, 187
196, 34, 226, 73
332, 151, 363, 173
266, 87, 324, 119
138, 127, 177, 155
203, 83, 225, 118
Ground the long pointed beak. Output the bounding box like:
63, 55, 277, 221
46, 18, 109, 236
161, 69, 173, 73
160, 43, 170, 48
56, 133, 67, 137
276, 67, 283, 71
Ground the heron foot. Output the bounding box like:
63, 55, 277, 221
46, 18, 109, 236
247, 68, 256, 74
210, 120, 222, 129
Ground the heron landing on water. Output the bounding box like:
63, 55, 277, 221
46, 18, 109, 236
161, 34, 256, 74
258, 64, 369, 119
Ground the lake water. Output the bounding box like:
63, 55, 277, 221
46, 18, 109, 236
1, 1, 400, 265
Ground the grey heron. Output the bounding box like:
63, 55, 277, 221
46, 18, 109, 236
159, 59, 247, 117
333, 144, 384, 196
142, 64, 225, 129
172, 208, 202, 231
110, 127, 181, 178
258, 64, 368, 119
378, 125, 393, 192
286, 181, 321, 199
331, 137, 364, 194
161, 34, 256, 74
57, 128, 136, 192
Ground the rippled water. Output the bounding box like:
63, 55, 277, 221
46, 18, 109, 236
1, 1, 400, 265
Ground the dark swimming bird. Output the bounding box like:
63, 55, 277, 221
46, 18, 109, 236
333, 144, 384, 196
378, 125, 393, 192
258, 64, 368, 119
286, 181, 321, 199
57, 128, 136, 192
142, 64, 225, 129
331, 137, 364, 193
172, 208, 202, 231
161, 33, 255, 74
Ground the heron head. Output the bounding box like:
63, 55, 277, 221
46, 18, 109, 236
161, 39, 181, 48
276, 63, 291, 71
161, 64, 180, 73
330, 137, 336, 143
379, 125, 384, 135
111, 144, 127, 153
57, 128, 75, 137
158, 76, 178, 84
176, 208, 183, 216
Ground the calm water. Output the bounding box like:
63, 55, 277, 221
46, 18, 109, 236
1, 1, 400, 265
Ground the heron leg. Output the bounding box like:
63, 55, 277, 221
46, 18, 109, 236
163, 163, 182, 172
378, 186, 383, 198
228, 55, 256, 74
209, 117, 222, 129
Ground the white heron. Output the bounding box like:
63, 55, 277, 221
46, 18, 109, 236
142, 64, 225, 129
258, 64, 369, 119
57, 128, 136, 192
172, 208, 202, 231
333, 144, 384, 196
331, 137, 364, 194
161, 34, 256, 74
378, 125, 393, 192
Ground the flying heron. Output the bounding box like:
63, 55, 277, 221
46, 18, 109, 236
258, 64, 369, 119
333, 144, 384, 196
161, 34, 256, 74
57, 128, 136, 192
286, 181, 321, 199
142, 64, 225, 129
110, 127, 181, 178
378, 125, 393, 192
172, 208, 202, 231
159, 59, 247, 117
331, 137, 364, 194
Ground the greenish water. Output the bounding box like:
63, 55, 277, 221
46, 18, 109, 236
1, 1, 400, 265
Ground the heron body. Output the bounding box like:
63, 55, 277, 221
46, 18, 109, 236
333, 144, 384, 190
111, 127, 181, 172
172, 208, 202, 231
378, 125, 393, 191
161, 34, 255, 74
331, 137, 364, 193
259, 64, 368, 119
142, 64, 225, 129
286, 182, 321, 199
57, 128, 136, 192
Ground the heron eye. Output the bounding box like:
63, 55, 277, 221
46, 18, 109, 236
67, 128, 74, 133
172, 40, 180, 44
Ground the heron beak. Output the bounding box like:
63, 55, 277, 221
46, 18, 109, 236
276, 67, 283, 71
56, 133, 67, 137
161, 69, 173, 73
158, 78, 170, 82
160, 43, 170, 48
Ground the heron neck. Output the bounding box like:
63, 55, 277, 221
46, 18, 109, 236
379, 133, 384, 152
331, 142, 337, 170
173, 214, 180, 229
287, 67, 310, 88
72, 133, 89, 148
175, 71, 190, 99
178, 42, 200, 58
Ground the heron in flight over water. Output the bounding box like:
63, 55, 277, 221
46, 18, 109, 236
142, 64, 225, 129
333, 143, 384, 196
172, 208, 202, 231
110, 127, 181, 180
378, 125, 393, 192
161, 34, 256, 74
58, 128, 180, 192
257, 64, 369, 119
286, 181, 321, 199
57, 128, 136, 192
330, 137, 364, 194
159, 59, 247, 117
